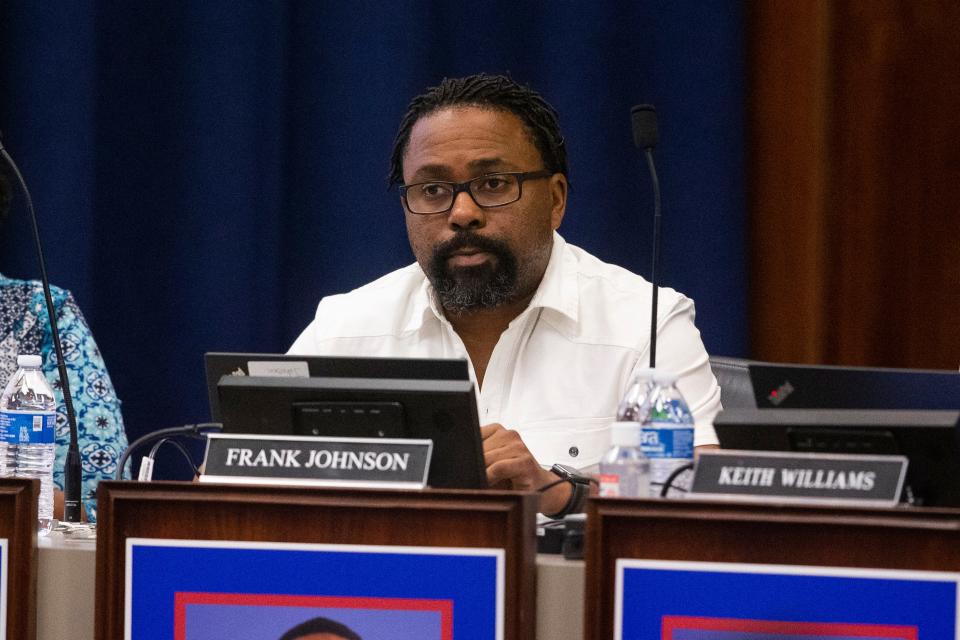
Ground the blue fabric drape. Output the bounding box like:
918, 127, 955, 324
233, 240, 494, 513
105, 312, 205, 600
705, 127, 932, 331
0, 1, 746, 473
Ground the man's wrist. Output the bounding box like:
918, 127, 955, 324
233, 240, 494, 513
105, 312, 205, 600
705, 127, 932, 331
546, 480, 587, 519
541, 478, 573, 517
543, 468, 588, 519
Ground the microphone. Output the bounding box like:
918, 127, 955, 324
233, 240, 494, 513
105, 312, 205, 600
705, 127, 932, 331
631, 105, 659, 150
0, 133, 84, 522
630, 105, 661, 368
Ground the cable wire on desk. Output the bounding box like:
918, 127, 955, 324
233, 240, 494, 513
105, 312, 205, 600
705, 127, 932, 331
116, 423, 222, 480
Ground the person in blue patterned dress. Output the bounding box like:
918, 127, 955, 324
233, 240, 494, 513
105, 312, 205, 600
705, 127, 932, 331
1, 173, 127, 522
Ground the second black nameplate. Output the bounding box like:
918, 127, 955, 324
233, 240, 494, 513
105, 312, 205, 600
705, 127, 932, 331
690, 450, 907, 506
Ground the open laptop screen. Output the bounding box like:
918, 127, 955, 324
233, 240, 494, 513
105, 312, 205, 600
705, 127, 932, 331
749, 363, 960, 410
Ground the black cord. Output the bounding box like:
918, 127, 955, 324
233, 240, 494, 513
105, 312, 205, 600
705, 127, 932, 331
536, 478, 568, 493
538, 464, 599, 519
117, 423, 222, 480
144, 437, 202, 477
659, 462, 695, 498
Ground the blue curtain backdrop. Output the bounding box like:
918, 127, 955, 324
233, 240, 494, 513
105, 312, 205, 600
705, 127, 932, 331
0, 1, 746, 474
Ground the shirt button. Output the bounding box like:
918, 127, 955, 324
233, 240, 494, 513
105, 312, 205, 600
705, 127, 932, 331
568, 446, 579, 458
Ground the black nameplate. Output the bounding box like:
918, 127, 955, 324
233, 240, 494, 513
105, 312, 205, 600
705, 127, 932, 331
201, 433, 432, 489
690, 450, 907, 506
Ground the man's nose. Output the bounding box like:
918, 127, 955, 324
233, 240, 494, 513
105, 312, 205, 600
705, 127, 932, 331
447, 191, 486, 230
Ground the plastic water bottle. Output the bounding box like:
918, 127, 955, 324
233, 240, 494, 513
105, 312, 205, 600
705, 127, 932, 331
598, 421, 651, 498
0, 403, 11, 479
616, 367, 655, 422
641, 371, 695, 498
0, 355, 57, 534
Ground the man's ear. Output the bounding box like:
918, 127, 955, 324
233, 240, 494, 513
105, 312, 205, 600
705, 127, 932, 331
549, 173, 568, 230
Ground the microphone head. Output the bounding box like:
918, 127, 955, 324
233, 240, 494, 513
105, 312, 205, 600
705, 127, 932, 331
630, 104, 659, 150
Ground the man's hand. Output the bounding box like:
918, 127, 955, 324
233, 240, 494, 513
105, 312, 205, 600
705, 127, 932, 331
481, 423, 572, 516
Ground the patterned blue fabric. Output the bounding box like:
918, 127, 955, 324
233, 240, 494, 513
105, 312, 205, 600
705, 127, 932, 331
0, 273, 127, 521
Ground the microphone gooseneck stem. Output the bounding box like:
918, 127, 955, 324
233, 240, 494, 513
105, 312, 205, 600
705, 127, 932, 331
645, 148, 661, 369
0, 142, 83, 522
630, 104, 661, 370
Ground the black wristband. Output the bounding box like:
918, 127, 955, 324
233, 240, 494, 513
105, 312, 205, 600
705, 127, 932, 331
545, 477, 587, 519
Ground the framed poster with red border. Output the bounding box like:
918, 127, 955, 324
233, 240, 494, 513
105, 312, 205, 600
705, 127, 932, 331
616, 559, 958, 639
127, 539, 501, 639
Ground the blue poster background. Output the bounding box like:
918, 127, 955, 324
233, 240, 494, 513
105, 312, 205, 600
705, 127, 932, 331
128, 542, 499, 640
620, 565, 957, 638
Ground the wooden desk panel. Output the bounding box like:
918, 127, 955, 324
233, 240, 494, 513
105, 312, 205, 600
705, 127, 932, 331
584, 497, 960, 640
0, 478, 38, 640
95, 481, 538, 640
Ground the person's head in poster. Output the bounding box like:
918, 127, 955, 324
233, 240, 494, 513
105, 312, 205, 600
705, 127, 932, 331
278, 615, 362, 640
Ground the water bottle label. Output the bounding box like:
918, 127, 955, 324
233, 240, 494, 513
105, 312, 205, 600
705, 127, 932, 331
598, 473, 621, 497
640, 424, 694, 460
0, 411, 56, 444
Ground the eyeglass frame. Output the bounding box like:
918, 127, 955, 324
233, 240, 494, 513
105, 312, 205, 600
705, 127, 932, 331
399, 169, 554, 215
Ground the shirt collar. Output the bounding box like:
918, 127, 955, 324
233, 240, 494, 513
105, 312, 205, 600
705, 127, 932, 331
527, 232, 579, 322
402, 271, 437, 333
403, 230, 580, 332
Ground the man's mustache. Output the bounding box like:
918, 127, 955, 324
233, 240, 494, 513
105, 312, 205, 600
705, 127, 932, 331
433, 232, 511, 261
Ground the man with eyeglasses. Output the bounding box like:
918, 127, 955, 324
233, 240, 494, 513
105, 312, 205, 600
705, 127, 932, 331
290, 74, 721, 517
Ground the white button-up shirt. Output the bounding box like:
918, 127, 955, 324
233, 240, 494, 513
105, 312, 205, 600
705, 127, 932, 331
289, 233, 721, 471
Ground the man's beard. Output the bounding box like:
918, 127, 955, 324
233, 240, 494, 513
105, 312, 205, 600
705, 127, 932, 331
427, 232, 519, 313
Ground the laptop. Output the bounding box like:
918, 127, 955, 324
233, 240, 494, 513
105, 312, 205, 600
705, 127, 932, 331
749, 362, 960, 410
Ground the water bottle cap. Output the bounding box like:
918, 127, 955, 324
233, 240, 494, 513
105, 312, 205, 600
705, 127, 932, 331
631, 367, 656, 381
652, 370, 679, 385
17, 354, 42, 368
611, 421, 641, 446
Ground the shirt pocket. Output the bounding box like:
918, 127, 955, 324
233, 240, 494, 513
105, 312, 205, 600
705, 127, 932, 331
517, 416, 613, 472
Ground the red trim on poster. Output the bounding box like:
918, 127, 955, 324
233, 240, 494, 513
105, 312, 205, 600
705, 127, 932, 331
173, 591, 453, 640
661, 615, 918, 639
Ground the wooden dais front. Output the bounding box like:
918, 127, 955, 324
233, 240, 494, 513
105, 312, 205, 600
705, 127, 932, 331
95, 481, 537, 639
0, 478, 38, 640
585, 497, 960, 639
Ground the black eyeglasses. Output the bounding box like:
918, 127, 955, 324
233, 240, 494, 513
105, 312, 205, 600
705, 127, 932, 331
400, 170, 553, 215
